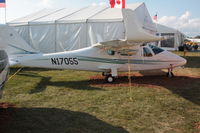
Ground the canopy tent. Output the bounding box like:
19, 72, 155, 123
156, 24, 186, 50
8, 3, 155, 53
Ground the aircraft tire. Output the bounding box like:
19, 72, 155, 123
105, 75, 115, 83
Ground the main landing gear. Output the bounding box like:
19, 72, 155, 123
102, 72, 115, 83
166, 64, 174, 78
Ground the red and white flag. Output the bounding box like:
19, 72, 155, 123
153, 14, 158, 21
110, 0, 125, 8
0, 0, 6, 8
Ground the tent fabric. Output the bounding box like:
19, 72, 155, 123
29, 25, 56, 53
7, 3, 156, 53
87, 22, 125, 44
56, 23, 88, 51
156, 24, 186, 49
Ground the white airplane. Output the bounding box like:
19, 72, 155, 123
0, 8, 187, 96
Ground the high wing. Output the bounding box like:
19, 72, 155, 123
122, 8, 163, 43
95, 3, 164, 52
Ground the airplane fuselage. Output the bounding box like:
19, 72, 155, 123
14, 45, 186, 74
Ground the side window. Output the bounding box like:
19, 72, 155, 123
143, 47, 152, 57
149, 45, 164, 55
107, 50, 115, 55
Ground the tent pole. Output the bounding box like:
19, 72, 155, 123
55, 22, 57, 52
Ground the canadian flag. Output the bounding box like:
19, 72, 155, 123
110, 0, 125, 8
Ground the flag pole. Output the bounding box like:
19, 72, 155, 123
155, 12, 158, 32
4, 5, 6, 23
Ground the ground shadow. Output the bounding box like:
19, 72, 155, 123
10, 67, 200, 105
184, 56, 200, 68
0, 106, 128, 133
90, 75, 200, 105
9, 67, 59, 75
18, 72, 103, 94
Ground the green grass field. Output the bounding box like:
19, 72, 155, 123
0, 51, 200, 133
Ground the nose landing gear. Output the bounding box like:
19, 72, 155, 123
167, 64, 174, 78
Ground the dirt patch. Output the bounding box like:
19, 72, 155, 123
0, 103, 16, 108
89, 73, 200, 89
195, 122, 200, 132
0, 103, 16, 132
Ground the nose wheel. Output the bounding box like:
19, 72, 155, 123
166, 71, 174, 78
167, 64, 174, 78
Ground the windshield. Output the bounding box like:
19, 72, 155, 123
149, 45, 164, 55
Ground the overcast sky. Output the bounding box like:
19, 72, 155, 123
0, 0, 199, 37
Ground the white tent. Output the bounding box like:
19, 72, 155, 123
156, 24, 186, 50
8, 3, 155, 53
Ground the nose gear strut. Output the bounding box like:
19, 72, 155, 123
167, 64, 174, 78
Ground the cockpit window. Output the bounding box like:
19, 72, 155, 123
149, 45, 164, 55
107, 50, 115, 55
143, 47, 152, 57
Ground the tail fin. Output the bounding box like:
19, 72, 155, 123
0, 24, 38, 56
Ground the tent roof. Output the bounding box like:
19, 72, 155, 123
30, 8, 79, 24
88, 7, 123, 22
58, 5, 108, 23
156, 24, 179, 33
8, 9, 57, 26
8, 3, 145, 25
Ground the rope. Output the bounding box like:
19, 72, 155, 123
7, 67, 23, 82
128, 55, 133, 101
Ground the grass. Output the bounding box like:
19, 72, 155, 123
0, 51, 200, 133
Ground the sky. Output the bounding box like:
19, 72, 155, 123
0, 0, 199, 37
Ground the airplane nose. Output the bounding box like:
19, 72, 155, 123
179, 57, 187, 66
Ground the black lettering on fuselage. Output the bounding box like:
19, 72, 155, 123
73, 58, 78, 65
64, 58, 69, 65
51, 58, 79, 65
56, 58, 60, 65
51, 58, 57, 65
